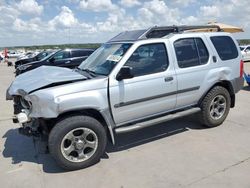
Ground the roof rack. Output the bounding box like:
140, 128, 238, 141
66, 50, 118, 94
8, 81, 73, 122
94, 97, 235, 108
108, 25, 222, 42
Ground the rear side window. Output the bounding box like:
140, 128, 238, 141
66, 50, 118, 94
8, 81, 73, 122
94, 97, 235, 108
210, 36, 238, 60
71, 50, 93, 58
174, 38, 209, 68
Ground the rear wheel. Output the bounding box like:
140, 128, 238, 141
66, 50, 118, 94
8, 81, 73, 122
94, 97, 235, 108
48, 115, 107, 170
200, 86, 231, 127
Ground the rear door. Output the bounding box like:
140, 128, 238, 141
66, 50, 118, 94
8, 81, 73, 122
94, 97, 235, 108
109, 42, 177, 125
170, 35, 213, 108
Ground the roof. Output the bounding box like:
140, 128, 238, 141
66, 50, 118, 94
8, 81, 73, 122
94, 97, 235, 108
108, 25, 222, 43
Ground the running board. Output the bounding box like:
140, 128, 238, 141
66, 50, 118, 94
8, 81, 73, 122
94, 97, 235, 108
115, 107, 200, 134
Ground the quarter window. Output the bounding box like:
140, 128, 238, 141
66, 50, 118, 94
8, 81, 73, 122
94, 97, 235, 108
210, 36, 238, 60
174, 38, 209, 68
125, 43, 169, 77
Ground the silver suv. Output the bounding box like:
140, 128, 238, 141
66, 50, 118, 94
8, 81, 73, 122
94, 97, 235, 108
6, 26, 244, 170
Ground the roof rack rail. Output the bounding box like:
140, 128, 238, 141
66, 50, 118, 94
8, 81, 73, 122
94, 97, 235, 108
145, 25, 222, 38
108, 25, 222, 42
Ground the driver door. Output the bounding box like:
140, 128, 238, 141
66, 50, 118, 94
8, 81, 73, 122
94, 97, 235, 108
51, 50, 71, 67
109, 43, 177, 125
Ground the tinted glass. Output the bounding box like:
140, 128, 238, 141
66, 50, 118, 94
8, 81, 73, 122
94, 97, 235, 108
53, 51, 70, 60
72, 50, 93, 58
196, 38, 209, 65
210, 36, 238, 60
174, 38, 209, 68
125, 43, 169, 77
174, 38, 199, 68
37, 52, 50, 61
79, 43, 132, 75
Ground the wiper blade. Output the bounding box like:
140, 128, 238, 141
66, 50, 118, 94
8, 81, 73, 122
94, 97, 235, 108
74, 67, 92, 78
81, 68, 97, 77
75, 67, 97, 78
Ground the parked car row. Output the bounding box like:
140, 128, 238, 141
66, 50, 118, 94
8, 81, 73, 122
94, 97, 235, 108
240, 45, 250, 61
15, 50, 55, 68
15, 48, 95, 75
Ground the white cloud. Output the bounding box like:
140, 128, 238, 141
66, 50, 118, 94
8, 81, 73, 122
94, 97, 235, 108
49, 6, 78, 29
0, 5, 20, 24
199, 5, 220, 17
1, 0, 250, 47
138, 0, 180, 26
17, 0, 43, 15
119, 0, 141, 8
180, 16, 199, 25
13, 17, 42, 32
79, 0, 118, 12
173, 0, 196, 7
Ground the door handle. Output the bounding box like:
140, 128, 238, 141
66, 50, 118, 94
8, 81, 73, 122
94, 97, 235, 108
164, 76, 173, 82
65, 60, 71, 64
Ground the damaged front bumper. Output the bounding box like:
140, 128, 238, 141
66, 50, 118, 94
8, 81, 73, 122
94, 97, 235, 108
13, 109, 39, 137
11, 95, 44, 137
14, 109, 30, 124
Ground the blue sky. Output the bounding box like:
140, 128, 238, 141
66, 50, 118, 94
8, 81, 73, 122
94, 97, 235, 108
0, 0, 249, 47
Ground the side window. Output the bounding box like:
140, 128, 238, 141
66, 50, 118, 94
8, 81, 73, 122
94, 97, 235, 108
124, 43, 169, 77
174, 38, 209, 68
210, 36, 238, 60
53, 51, 70, 60
196, 38, 209, 65
71, 50, 90, 58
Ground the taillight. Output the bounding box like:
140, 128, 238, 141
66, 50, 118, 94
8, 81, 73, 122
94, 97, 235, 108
240, 60, 244, 78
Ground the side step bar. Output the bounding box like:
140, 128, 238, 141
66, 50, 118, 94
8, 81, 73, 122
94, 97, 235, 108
115, 107, 200, 134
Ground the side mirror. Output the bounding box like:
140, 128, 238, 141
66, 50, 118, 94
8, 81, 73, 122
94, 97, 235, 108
116, 66, 134, 81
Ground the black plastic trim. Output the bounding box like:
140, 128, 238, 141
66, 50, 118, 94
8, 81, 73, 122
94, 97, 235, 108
114, 86, 200, 108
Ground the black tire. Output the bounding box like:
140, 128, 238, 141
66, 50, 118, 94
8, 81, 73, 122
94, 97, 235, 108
200, 86, 231, 127
48, 115, 107, 171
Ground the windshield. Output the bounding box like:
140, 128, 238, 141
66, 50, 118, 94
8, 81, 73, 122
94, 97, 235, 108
78, 43, 133, 76
36, 51, 53, 61
40, 50, 59, 61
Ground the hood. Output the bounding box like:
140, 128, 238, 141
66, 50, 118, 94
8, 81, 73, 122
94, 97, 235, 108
19, 59, 41, 66
7, 66, 87, 99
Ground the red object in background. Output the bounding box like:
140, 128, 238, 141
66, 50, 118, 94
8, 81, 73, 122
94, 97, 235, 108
4, 48, 8, 58
240, 60, 244, 78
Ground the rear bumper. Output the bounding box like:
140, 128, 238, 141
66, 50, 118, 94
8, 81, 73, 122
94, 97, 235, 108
231, 77, 244, 93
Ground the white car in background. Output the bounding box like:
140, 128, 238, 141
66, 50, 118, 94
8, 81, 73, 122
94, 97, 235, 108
240, 45, 250, 61
7, 51, 23, 58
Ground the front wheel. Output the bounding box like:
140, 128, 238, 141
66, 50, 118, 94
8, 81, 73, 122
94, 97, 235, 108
48, 115, 107, 170
200, 86, 231, 127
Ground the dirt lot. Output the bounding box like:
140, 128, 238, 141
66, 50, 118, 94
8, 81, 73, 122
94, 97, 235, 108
0, 60, 250, 188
